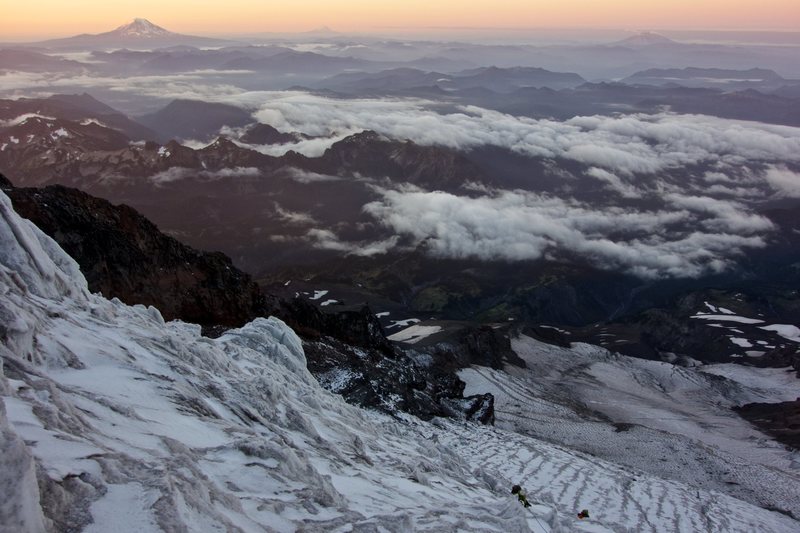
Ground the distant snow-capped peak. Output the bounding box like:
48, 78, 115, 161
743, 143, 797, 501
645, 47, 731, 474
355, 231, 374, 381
617, 31, 676, 46
111, 18, 172, 37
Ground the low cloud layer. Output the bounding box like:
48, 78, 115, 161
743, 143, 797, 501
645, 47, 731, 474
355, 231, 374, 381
146, 166, 260, 185
243, 92, 794, 276
249, 93, 800, 178
4, 71, 798, 178
354, 185, 773, 278
306, 228, 400, 257
764, 166, 800, 198
3, 73, 796, 278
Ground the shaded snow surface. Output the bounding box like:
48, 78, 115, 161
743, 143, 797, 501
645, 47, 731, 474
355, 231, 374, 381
1, 190, 799, 532
460, 336, 800, 530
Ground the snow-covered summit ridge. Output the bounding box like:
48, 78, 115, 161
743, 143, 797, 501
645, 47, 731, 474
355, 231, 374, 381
110, 19, 173, 38
1, 192, 798, 532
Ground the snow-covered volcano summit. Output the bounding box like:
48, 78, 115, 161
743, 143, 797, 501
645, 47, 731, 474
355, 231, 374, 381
35, 19, 234, 50
109, 19, 173, 38
1, 190, 798, 532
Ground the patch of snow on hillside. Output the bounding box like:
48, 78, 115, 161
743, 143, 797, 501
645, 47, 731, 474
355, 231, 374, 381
729, 337, 753, 348
387, 325, 443, 344
760, 324, 800, 343
691, 314, 764, 324
80, 118, 109, 127
539, 325, 571, 335
386, 318, 420, 329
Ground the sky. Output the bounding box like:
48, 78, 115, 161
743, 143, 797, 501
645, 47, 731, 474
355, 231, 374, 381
3, 0, 800, 39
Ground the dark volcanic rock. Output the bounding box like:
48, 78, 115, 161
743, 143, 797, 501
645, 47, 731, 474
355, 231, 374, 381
278, 298, 393, 354
0, 173, 12, 189
458, 325, 525, 369
634, 308, 731, 361
734, 399, 800, 450
522, 324, 571, 348
278, 298, 494, 423
4, 177, 268, 328
441, 394, 495, 425
419, 324, 525, 372
746, 345, 800, 377
304, 333, 494, 423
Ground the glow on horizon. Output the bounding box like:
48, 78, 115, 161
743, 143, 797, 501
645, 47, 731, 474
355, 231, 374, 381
3, 0, 799, 39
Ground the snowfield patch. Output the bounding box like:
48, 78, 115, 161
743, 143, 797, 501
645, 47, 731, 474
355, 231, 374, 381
760, 324, 800, 343
691, 314, 765, 324
387, 325, 443, 344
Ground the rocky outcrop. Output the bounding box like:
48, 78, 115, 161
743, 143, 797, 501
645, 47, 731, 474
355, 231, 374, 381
746, 345, 800, 377
304, 334, 494, 423
278, 298, 393, 354
522, 324, 571, 348
279, 298, 495, 423
734, 399, 800, 450
417, 324, 525, 372
634, 308, 732, 362
3, 177, 268, 329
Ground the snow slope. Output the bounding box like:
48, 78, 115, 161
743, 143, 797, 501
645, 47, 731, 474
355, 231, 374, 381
1, 190, 798, 532
460, 336, 800, 520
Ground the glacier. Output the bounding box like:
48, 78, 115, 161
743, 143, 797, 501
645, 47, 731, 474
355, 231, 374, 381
1, 189, 799, 532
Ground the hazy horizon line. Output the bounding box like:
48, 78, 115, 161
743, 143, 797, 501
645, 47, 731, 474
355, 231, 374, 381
5, 21, 800, 44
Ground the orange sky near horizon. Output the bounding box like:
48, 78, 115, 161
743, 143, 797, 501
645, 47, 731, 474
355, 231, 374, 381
3, 0, 799, 39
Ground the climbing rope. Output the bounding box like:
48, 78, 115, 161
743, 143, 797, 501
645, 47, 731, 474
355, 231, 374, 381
525, 503, 549, 533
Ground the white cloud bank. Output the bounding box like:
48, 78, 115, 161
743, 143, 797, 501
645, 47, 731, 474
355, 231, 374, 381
248, 93, 800, 177
354, 185, 773, 278
3, 74, 796, 277
763, 166, 800, 198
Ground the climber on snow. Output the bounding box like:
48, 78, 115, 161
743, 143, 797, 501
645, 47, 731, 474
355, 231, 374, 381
577, 509, 590, 519
511, 484, 531, 508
